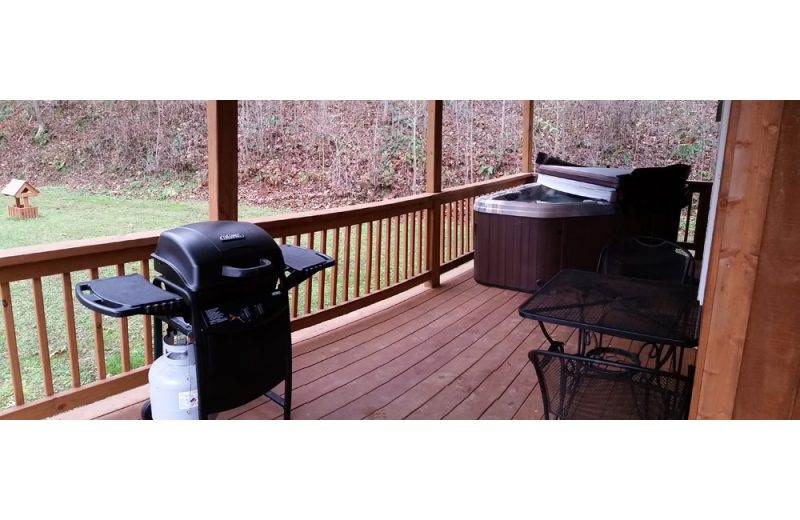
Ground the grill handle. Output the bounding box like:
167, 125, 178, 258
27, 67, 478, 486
221, 258, 274, 278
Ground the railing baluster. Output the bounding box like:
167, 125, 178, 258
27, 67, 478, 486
354, 224, 362, 298
455, 200, 460, 257
683, 203, 691, 244
343, 226, 351, 302
440, 204, 445, 264
116, 264, 131, 373
318, 229, 327, 310
304, 233, 313, 315
455, 199, 461, 257
365, 221, 373, 295
393, 215, 400, 285
464, 197, 469, 252
461, 198, 467, 256
451, 201, 457, 261
469, 196, 474, 252
61, 273, 81, 387
374, 219, 382, 291
31, 277, 54, 396
404, 213, 410, 280
330, 227, 339, 306
680, 206, 688, 243
384, 218, 391, 287
89, 268, 107, 380
291, 235, 300, 318
449, 201, 454, 261
443, 203, 448, 262
140, 260, 153, 365
417, 210, 424, 272
453, 200, 464, 258
1, 282, 24, 405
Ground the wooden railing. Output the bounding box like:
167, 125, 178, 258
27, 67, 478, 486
677, 180, 713, 261
0, 173, 532, 419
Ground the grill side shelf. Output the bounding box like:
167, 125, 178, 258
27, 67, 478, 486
75, 274, 186, 318
280, 244, 335, 290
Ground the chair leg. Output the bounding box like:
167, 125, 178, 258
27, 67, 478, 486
538, 321, 564, 353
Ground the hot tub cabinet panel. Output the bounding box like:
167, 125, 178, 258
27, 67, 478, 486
474, 212, 562, 292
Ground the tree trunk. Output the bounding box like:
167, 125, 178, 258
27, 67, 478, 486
467, 101, 473, 184
31, 101, 45, 138
499, 100, 506, 166
371, 102, 380, 188
412, 100, 419, 193
155, 100, 162, 171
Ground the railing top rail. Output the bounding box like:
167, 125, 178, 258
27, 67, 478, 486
0, 231, 161, 269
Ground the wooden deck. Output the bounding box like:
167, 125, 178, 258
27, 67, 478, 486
52, 263, 695, 420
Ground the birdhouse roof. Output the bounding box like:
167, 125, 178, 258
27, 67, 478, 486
2, 180, 40, 198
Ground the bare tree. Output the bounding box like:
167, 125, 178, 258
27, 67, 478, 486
155, 100, 162, 170
412, 100, 419, 192
30, 101, 46, 138
498, 99, 506, 166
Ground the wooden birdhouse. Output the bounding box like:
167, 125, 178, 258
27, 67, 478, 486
3, 179, 41, 219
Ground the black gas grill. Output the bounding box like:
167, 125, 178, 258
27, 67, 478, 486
75, 221, 334, 420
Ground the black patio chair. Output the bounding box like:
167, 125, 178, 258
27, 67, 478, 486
588, 236, 696, 369
596, 236, 695, 285
528, 349, 693, 420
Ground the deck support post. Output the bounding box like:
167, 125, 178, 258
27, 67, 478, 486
522, 100, 534, 173
207, 100, 239, 221
425, 100, 443, 288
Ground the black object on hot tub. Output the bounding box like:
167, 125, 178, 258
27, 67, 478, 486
75, 221, 334, 419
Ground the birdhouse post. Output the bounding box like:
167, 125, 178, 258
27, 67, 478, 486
3, 179, 41, 219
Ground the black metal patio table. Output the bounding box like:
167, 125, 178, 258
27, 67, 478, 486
518, 269, 701, 370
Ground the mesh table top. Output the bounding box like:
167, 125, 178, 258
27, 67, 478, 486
518, 269, 701, 347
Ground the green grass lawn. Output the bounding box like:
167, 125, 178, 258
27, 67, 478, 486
0, 187, 278, 248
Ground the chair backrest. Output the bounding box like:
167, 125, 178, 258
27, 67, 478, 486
528, 349, 692, 420
596, 236, 695, 285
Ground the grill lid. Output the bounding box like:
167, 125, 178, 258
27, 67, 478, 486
152, 221, 284, 291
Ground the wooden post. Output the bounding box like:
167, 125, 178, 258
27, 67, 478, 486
522, 100, 535, 173
207, 100, 239, 221
736, 101, 800, 418
425, 100, 443, 288
689, 100, 785, 419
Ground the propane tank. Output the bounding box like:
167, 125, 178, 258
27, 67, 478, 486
149, 331, 199, 420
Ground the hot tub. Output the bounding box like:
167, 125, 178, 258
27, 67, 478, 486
474, 183, 619, 218
473, 183, 671, 292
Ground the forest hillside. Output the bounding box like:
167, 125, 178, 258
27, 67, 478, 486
0, 101, 720, 211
